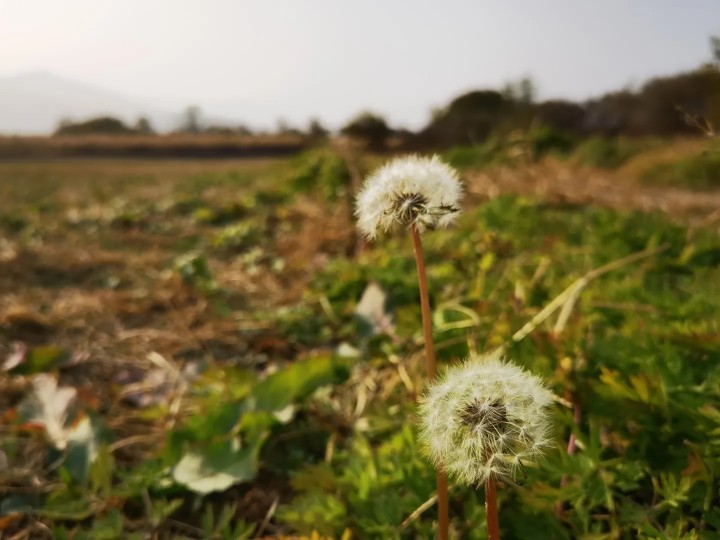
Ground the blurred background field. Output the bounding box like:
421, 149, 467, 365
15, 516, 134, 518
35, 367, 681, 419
1, 134, 719, 539
2, 2, 720, 539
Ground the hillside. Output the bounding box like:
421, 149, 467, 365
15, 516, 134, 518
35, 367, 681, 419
0, 72, 175, 135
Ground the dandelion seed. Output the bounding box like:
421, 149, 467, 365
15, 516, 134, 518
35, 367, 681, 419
418, 352, 554, 486
355, 155, 462, 239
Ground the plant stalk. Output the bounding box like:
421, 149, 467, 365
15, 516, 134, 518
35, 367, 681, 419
411, 223, 449, 540
555, 396, 581, 518
485, 477, 500, 540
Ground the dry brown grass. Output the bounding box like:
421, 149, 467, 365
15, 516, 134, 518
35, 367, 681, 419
0, 134, 307, 159
465, 154, 720, 228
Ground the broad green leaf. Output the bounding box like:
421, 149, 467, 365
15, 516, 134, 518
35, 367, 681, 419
249, 355, 351, 413
171, 434, 267, 494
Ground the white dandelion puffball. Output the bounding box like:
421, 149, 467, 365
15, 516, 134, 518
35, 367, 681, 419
419, 352, 554, 486
355, 155, 463, 239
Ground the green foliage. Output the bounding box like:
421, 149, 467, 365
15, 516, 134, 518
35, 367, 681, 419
167, 356, 351, 495
201, 505, 256, 539
442, 140, 509, 170
423, 89, 513, 146
193, 202, 248, 225
171, 436, 265, 495
278, 426, 437, 538
19, 355, 352, 536
6, 345, 69, 374
54, 116, 136, 136
641, 147, 720, 190
212, 221, 263, 250
528, 125, 576, 158
172, 250, 218, 291
277, 486, 348, 536
280, 194, 720, 537
341, 112, 392, 150
0, 212, 28, 233
443, 127, 576, 171
250, 355, 351, 412
576, 136, 659, 168
287, 149, 351, 200
269, 304, 338, 346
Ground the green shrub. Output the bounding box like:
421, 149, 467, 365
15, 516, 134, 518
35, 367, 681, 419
444, 127, 576, 171
443, 144, 492, 170
340, 112, 391, 150
528, 125, 577, 158
641, 147, 720, 190
278, 427, 437, 538
212, 221, 263, 250
442, 137, 515, 170
172, 251, 217, 291
54, 116, 135, 136
576, 136, 659, 169
287, 149, 351, 200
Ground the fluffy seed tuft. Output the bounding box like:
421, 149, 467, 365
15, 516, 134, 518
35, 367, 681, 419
355, 155, 462, 239
418, 352, 554, 486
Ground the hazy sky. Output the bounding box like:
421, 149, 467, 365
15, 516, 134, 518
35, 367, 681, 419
2, 0, 719, 129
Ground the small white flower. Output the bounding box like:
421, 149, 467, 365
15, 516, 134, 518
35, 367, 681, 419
355, 155, 462, 239
418, 352, 554, 486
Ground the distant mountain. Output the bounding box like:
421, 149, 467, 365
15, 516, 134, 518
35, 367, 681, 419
0, 72, 179, 135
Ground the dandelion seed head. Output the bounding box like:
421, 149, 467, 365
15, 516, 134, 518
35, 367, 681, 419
418, 351, 554, 486
355, 155, 462, 239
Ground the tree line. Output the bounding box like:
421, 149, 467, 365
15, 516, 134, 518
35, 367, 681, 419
56, 38, 720, 149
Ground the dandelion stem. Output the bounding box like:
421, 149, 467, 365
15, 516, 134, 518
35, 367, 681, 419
435, 469, 450, 540
485, 477, 500, 540
410, 223, 438, 379
411, 222, 449, 540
